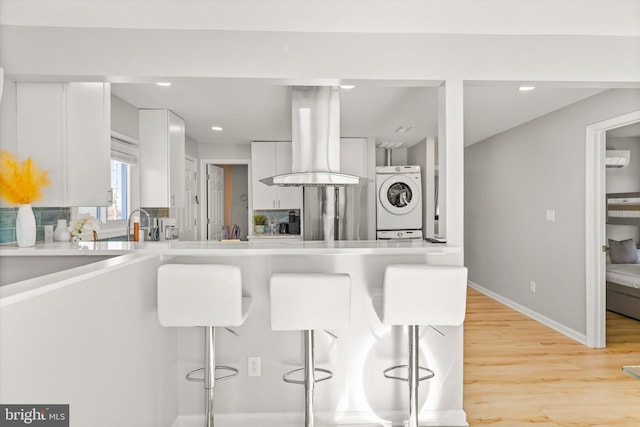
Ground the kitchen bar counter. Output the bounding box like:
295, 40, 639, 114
0, 239, 458, 257
0, 240, 466, 426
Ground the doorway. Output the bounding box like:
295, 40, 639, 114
179, 155, 199, 241
200, 159, 251, 241
585, 110, 640, 348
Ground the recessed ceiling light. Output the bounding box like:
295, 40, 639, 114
211, 126, 223, 131
394, 126, 413, 134
518, 86, 536, 92
340, 85, 356, 90
155, 82, 172, 87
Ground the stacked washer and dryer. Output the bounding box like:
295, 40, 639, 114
376, 165, 423, 240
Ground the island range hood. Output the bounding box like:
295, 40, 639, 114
260, 86, 370, 187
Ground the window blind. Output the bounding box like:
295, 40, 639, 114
111, 137, 139, 166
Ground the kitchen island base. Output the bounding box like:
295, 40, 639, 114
169, 252, 465, 426
172, 409, 468, 426
0, 241, 466, 426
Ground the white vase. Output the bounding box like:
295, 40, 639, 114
16, 204, 36, 247
53, 219, 71, 242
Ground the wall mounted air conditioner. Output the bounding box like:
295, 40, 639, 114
606, 150, 630, 168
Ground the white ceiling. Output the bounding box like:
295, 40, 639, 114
111, 80, 607, 147
464, 86, 607, 144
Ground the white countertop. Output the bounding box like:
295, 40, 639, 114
0, 239, 460, 300
0, 239, 457, 257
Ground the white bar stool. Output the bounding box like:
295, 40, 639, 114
157, 264, 251, 427
270, 273, 351, 427
372, 264, 467, 427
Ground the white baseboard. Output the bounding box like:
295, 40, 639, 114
468, 281, 587, 345
171, 410, 468, 426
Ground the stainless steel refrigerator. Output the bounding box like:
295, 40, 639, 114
302, 186, 368, 241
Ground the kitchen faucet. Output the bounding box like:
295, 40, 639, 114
127, 208, 151, 242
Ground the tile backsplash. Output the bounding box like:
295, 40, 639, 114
0, 207, 71, 245
0, 207, 172, 244
252, 209, 301, 234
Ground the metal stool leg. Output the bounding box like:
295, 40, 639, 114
204, 326, 216, 427
304, 329, 315, 427
282, 330, 334, 427
408, 325, 419, 427
382, 325, 436, 427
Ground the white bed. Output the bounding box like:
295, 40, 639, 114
606, 250, 640, 320
607, 263, 640, 289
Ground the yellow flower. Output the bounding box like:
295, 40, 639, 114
0, 150, 51, 205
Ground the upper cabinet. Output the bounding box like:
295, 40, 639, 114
16, 82, 111, 207
251, 141, 302, 210
139, 109, 185, 208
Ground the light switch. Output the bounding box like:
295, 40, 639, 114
546, 210, 555, 222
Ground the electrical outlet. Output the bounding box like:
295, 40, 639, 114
530, 281, 536, 293
248, 356, 261, 377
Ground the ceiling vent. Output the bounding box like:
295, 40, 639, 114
606, 150, 630, 168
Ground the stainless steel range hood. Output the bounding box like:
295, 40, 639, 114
260, 86, 370, 187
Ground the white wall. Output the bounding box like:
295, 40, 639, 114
185, 135, 199, 158
375, 148, 407, 166
408, 137, 438, 238
0, 254, 178, 427
0, 78, 16, 154
111, 94, 139, 140
606, 136, 640, 193
1, 26, 639, 83
198, 142, 251, 160
0, 79, 17, 207
465, 89, 640, 337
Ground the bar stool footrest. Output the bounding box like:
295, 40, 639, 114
282, 367, 333, 385
185, 366, 239, 383
383, 365, 435, 382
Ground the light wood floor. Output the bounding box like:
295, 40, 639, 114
464, 288, 640, 426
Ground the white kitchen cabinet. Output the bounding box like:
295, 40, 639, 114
16, 82, 111, 207
139, 110, 185, 208
251, 141, 302, 210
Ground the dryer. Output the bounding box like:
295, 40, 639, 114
376, 165, 422, 238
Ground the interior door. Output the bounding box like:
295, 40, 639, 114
180, 156, 198, 241
207, 164, 224, 240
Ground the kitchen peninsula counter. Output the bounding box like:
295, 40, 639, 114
0, 239, 459, 257
1, 240, 467, 426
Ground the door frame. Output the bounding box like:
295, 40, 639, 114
199, 158, 252, 241
183, 154, 198, 240
585, 109, 640, 348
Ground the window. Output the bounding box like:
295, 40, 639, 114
107, 158, 129, 221
76, 136, 139, 238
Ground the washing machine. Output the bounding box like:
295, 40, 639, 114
376, 165, 422, 239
